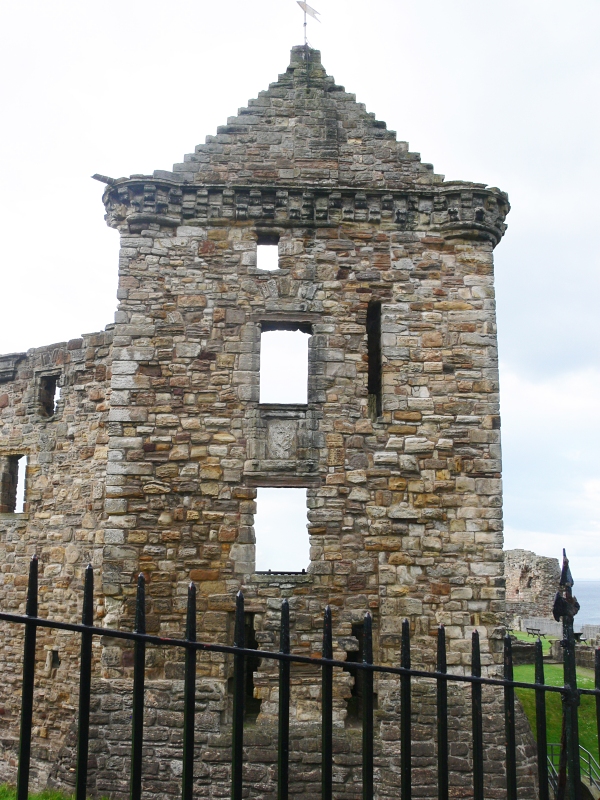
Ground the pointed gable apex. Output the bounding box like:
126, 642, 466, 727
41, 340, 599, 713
155, 46, 443, 189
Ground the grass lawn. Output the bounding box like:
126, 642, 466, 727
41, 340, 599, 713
0, 788, 108, 800
0, 789, 74, 800
514, 664, 599, 759
510, 630, 558, 657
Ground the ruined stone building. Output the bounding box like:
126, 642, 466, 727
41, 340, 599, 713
0, 47, 535, 797
504, 549, 560, 629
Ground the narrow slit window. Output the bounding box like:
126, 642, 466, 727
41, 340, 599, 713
367, 301, 382, 420
0, 454, 27, 513
256, 234, 280, 271
260, 330, 309, 404
254, 487, 309, 573
40, 375, 61, 417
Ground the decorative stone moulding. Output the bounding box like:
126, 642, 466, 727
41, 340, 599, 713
0, 353, 26, 383
103, 181, 509, 244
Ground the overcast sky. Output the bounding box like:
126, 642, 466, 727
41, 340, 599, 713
1, 1, 599, 579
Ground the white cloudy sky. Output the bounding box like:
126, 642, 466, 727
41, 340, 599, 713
1, 1, 599, 577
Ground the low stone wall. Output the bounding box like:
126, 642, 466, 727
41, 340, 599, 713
549, 641, 597, 670
511, 640, 537, 665
40, 677, 540, 800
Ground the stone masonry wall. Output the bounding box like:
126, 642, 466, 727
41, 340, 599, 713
0, 46, 527, 797
0, 332, 111, 787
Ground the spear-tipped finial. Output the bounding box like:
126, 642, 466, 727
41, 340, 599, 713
552, 549, 580, 622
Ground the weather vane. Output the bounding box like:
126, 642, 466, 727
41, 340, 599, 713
297, 1, 320, 46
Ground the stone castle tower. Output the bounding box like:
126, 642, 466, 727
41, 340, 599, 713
0, 47, 519, 796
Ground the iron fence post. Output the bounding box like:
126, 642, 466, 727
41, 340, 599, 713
504, 633, 517, 800
16, 555, 38, 800
471, 630, 484, 800
362, 612, 374, 800
278, 599, 290, 800
436, 625, 448, 800
130, 573, 146, 800
553, 550, 582, 800
182, 582, 197, 800
322, 605, 333, 800
562, 608, 582, 800
535, 638, 550, 800
401, 619, 411, 800
231, 591, 245, 800
75, 564, 94, 800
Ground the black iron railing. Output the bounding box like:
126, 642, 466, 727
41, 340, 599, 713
0, 555, 599, 800
548, 744, 600, 793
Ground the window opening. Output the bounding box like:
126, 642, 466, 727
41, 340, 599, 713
256, 233, 280, 271
0, 454, 27, 513
254, 487, 309, 573
343, 622, 378, 725
367, 301, 382, 420
257, 244, 279, 271
40, 375, 61, 417
260, 330, 309, 404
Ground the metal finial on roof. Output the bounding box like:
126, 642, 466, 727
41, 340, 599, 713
297, 1, 320, 47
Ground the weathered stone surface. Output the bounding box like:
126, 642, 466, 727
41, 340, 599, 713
505, 549, 560, 628
0, 46, 536, 799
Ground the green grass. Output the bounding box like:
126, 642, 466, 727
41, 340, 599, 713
0, 787, 108, 800
514, 664, 599, 758
510, 630, 558, 656
0, 788, 74, 800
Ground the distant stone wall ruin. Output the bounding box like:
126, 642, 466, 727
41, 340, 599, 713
504, 549, 560, 628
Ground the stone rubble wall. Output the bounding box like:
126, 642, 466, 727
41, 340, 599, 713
0, 331, 111, 787
47, 678, 537, 800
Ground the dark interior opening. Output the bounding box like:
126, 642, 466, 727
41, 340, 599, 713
260, 320, 313, 334
256, 232, 280, 247
367, 301, 382, 419
40, 375, 60, 417
343, 622, 378, 725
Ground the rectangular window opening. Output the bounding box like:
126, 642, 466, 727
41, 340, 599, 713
260, 330, 309, 404
256, 235, 280, 271
367, 301, 382, 420
0, 454, 27, 513
254, 487, 309, 573
40, 375, 61, 417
